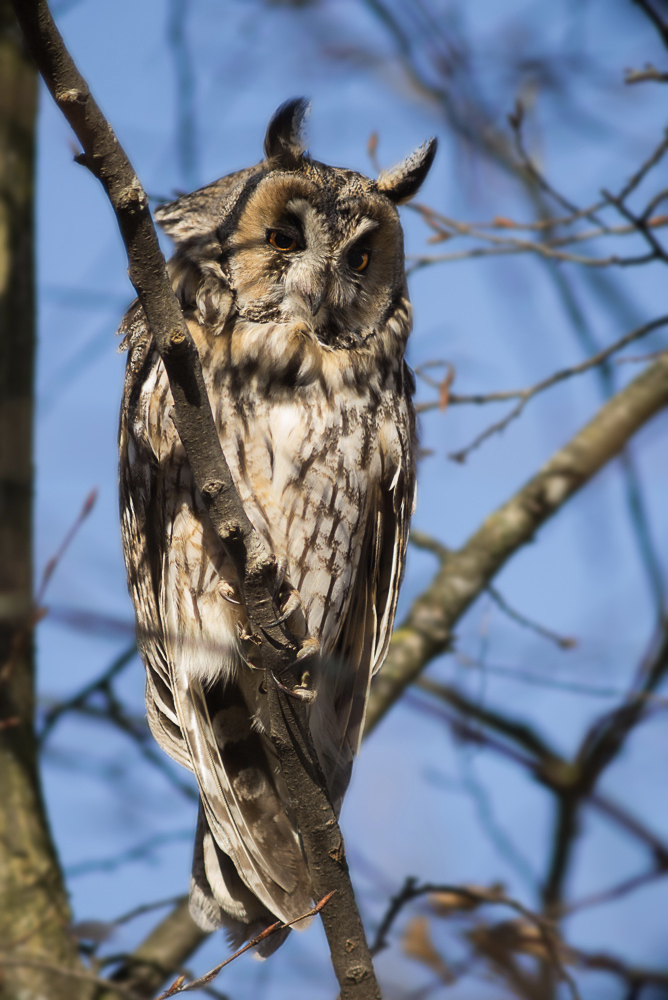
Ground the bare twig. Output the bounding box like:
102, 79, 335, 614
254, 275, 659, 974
414, 678, 560, 765
0, 490, 97, 693
408, 244, 657, 271
38, 643, 137, 745
617, 128, 668, 202
369, 878, 581, 1000
407, 207, 668, 271
453, 653, 630, 698
486, 586, 577, 650
562, 866, 668, 916
576, 622, 668, 793
155, 893, 335, 998
633, 0, 668, 50
442, 315, 668, 462
36, 488, 97, 603
65, 831, 191, 879
508, 99, 588, 221
591, 793, 668, 867
410, 200, 609, 234
626, 64, 668, 83
407, 130, 668, 276
572, 946, 668, 989
603, 189, 668, 263
410, 530, 575, 649
111, 898, 188, 929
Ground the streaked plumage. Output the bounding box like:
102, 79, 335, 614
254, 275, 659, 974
118, 99, 435, 951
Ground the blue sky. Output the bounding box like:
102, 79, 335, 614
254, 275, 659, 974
34, 2, 668, 996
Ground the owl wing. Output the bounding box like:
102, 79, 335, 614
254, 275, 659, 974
333, 439, 414, 752
304, 400, 415, 811
119, 305, 192, 774
119, 317, 313, 927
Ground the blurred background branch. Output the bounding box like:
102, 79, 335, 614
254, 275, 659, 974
3, 0, 668, 998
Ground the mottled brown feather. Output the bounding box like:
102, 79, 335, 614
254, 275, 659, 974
119, 102, 432, 949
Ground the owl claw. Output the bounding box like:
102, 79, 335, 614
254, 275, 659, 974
272, 589, 303, 626
273, 558, 288, 593
273, 673, 317, 703
296, 637, 320, 661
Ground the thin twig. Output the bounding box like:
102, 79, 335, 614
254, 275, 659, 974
508, 99, 594, 223
369, 878, 581, 1000
562, 866, 668, 916
409, 530, 576, 648
633, 0, 668, 50
626, 64, 668, 83
409, 199, 608, 234
38, 643, 137, 745
603, 188, 668, 263
486, 586, 577, 650
112, 897, 189, 929
36, 488, 97, 603
155, 893, 335, 998
407, 129, 668, 277
445, 315, 668, 462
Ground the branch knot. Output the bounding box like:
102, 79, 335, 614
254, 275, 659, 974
55, 86, 86, 104
117, 178, 149, 213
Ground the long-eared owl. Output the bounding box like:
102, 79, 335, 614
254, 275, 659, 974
119, 99, 436, 952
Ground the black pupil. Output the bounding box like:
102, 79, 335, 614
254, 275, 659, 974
273, 232, 294, 249
349, 249, 366, 269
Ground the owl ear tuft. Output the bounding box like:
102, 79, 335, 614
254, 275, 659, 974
264, 97, 310, 169
377, 137, 437, 204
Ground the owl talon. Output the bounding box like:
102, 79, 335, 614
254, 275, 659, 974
272, 589, 303, 626
273, 674, 317, 703
296, 637, 320, 661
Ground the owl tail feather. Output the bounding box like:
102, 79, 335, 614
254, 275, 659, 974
189, 805, 292, 957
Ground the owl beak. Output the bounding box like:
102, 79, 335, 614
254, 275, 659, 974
306, 288, 326, 317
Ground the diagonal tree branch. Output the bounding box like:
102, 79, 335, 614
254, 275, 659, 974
365, 351, 668, 733
10, 2, 380, 998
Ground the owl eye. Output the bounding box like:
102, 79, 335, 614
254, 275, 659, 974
348, 248, 370, 272
268, 230, 299, 252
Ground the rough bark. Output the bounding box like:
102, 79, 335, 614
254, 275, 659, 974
10, 3, 382, 997
267, 680, 380, 999
0, 5, 91, 998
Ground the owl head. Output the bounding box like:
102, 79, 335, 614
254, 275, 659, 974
156, 99, 436, 348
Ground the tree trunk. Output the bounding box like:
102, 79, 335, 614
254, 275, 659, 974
0, 6, 91, 997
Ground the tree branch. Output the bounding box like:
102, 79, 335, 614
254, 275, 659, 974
10, 2, 381, 997
99, 899, 209, 1000
365, 351, 668, 733
112, 342, 668, 990
633, 0, 668, 50
368, 878, 581, 1000
0, 5, 91, 996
